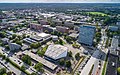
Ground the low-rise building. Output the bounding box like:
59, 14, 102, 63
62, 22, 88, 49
1, 38, 9, 44
56, 26, 69, 33
116, 21, 120, 29
64, 21, 74, 28
23, 38, 37, 44
42, 25, 56, 33
24, 33, 51, 44
23, 51, 57, 70
8, 43, 21, 51
108, 26, 118, 31
69, 33, 79, 39
30, 23, 42, 32
52, 36, 58, 41
44, 44, 68, 61
38, 20, 49, 25
52, 20, 62, 26
110, 36, 119, 55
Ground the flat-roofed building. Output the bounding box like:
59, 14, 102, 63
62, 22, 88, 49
110, 36, 119, 55
116, 21, 120, 29
23, 51, 57, 70
52, 20, 62, 26
78, 25, 96, 46
52, 36, 58, 41
23, 38, 37, 44
38, 33, 51, 39
1, 38, 9, 44
56, 26, 69, 33
23, 33, 51, 44
8, 43, 21, 51
45, 44, 68, 61
64, 21, 74, 28
42, 25, 56, 33
108, 26, 118, 31
30, 23, 42, 32
38, 20, 49, 25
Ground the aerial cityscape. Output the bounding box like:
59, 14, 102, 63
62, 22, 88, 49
0, 0, 120, 75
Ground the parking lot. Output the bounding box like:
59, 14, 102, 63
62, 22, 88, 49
74, 56, 91, 75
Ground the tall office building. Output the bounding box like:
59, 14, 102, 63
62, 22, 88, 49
78, 25, 96, 46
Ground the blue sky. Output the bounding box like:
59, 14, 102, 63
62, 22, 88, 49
0, 0, 120, 3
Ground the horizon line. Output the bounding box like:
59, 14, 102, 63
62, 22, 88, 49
0, 2, 120, 3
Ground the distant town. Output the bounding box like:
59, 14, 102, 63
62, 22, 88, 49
0, 3, 120, 75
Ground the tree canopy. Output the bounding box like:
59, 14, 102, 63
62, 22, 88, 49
22, 55, 31, 65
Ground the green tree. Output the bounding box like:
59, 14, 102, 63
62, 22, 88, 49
59, 59, 65, 66
0, 32, 6, 38
21, 65, 26, 70
67, 51, 72, 57
16, 41, 22, 46
37, 50, 45, 57
117, 67, 120, 75
64, 36, 73, 43
0, 68, 6, 75
96, 32, 102, 37
34, 63, 44, 73
75, 53, 80, 60
65, 60, 71, 68
5, 45, 9, 50
31, 72, 38, 75
37, 45, 48, 57
30, 42, 41, 49
12, 34, 17, 39
7, 71, 13, 75
22, 55, 31, 65
22, 34, 27, 39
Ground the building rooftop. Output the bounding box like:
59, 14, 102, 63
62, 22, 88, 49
80, 25, 96, 29
69, 33, 79, 38
38, 33, 51, 38
30, 23, 41, 26
23, 38, 37, 44
45, 44, 68, 60
23, 51, 57, 70
30, 36, 43, 41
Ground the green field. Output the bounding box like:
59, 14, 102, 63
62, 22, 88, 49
87, 12, 107, 16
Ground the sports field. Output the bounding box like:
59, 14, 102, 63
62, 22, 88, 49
87, 12, 108, 16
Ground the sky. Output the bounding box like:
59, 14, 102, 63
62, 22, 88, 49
0, 0, 120, 3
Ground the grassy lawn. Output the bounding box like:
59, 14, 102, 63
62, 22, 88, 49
87, 12, 107, 16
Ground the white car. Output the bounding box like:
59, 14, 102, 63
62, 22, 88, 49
112, 62, 115, 67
